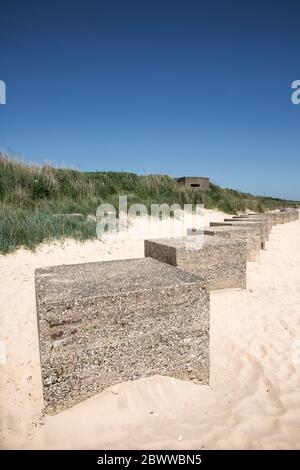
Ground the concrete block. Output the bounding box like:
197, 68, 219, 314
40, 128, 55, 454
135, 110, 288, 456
227, 217, 271, 235
145, 236, 247, 290
210, 220, 267, 250
223, 218, 269, 245
236, 213, 277, 229
280, 208, 299, 222
201, 225, 261, 262
271, 212, 286, 224
35, 258, 209, 414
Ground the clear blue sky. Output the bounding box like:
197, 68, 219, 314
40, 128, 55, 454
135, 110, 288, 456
0, 0, 300, 200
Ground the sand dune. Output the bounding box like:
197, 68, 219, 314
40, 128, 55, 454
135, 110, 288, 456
0, 210, 300, 449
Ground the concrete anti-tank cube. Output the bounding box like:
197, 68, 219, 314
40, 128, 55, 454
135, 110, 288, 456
145, 236, 247, 290
280, 209, 299, 222
281, 212, 292, 223
289, 209, 299, 221
222, 218, 269, 247
201, 225, 260, 262
225, 217, 270, 236
35, 258, 209, 414
287, 210, 298, 221
235, 213, 276, 229
272, 212, 285, 224
210, 220, 267, 250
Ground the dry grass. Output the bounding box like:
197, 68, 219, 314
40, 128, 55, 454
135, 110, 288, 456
0, 152, 297, 253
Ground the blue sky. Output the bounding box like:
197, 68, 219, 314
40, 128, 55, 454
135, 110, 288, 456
0, 0, 300, 199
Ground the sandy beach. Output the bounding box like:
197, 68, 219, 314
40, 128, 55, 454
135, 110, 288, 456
1, 209, 300, 450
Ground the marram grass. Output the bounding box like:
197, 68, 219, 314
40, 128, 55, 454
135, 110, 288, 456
0, 153, 297, 254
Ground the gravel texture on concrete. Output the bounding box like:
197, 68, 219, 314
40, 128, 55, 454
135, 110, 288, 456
35, 257, 210, 414
201, 225, 260, 262
145, 236, 247, 290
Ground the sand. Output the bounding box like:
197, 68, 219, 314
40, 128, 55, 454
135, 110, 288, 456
0, 209, 300, 449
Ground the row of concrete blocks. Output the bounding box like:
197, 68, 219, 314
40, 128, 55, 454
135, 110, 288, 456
35, 209, 299, 414
210, 208, 299, 260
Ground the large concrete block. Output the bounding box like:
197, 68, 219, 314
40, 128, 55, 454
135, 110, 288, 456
280, 208, 299, 222
291, 209, 299, 221
235, 213, 277, 229
211, 221, 267, 250
281, 211, 292, 223
221, 218, 269, 247
145, 236, 247, 290
201, 225, 260, 262
274, 211, 289, 223
35, 258, 209, 414
226, 217, 271, 235
290, 210, 298, 222
271, 212, 286, 224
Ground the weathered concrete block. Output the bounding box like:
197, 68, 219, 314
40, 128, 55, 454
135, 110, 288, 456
271, 212, 286, 224
227, 217, 271, 235
281, 208, 299, 222
145, 236, 247, 290
223, 218, 269, 245
274, 211, 289, 223
281, 212, 292, 223
201, 225, 260, 262
235, 213, 276, 229
35, 258, 209, 414
290, 210, 298, 221
210, 220, 267, 250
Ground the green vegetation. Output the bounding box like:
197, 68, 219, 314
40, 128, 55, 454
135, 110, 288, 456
0, 153, 298, 254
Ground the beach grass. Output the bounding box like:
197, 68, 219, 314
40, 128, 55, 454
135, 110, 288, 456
0, 153, 297, 254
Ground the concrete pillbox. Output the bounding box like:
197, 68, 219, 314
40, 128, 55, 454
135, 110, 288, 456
35, 257, 209, 414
